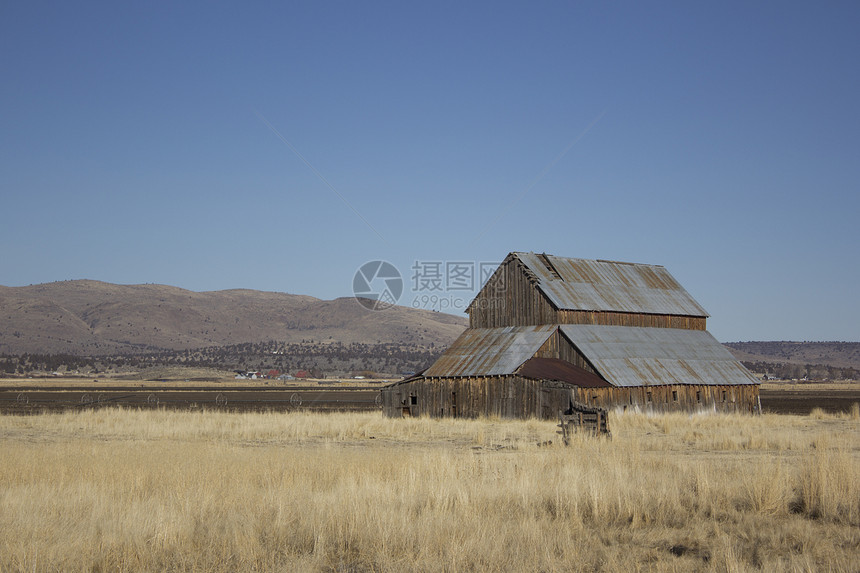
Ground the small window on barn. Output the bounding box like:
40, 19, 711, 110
696, 390, 701, 402
722, 390, 727, 402
646, 391, 652, 403
592, 394, 598, 402
410, 395, 417, 405
672, 390, 678, 402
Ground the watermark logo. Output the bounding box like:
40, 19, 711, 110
354, 259, 504, 312
353, 261, 403, 311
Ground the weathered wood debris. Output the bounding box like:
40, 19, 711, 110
557, 402, 610, 443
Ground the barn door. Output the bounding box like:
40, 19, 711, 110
403, 394, 418, 417
540, 387, 552, 419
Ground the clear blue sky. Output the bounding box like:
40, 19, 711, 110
2, 1, 858, 342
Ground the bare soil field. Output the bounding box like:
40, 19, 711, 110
1, 409, 858, 572
759, 382, 860, 415
3, 377, 858, 416
0, 387, 380, 414
0, 373, 386, 415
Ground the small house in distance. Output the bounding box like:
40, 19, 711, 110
381, 252, 759, 418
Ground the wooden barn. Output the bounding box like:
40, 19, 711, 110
381, 252, 760, 418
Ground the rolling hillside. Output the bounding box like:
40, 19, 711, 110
0, 280, 468, 355
2, 281, 857, 380
724, 341, 860, 370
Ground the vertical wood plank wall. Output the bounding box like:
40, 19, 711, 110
559, 311, 706, 330
535, 330, 599, 374
382, 378, 760, 418
569, 384, 760, 415
469, 258, 555, 328
468, 257, 706, 330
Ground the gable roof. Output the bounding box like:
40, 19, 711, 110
559, 324, 758, 387
423, 325, 555, 377
411, 253, 755, 389
512, 252, 709, 317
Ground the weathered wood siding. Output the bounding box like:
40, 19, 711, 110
571, 384, 760, 414
558, 310, 706, 330
468, 258, 555, 328
468, 257, 706, 331
382, 378, 760, 418
535, 329, 599, 374
381, 376, 573, 419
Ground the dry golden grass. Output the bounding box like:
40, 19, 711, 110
1, 409, 858, 572
760, 381, 860, 391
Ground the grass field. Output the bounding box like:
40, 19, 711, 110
1, 408, 858, 572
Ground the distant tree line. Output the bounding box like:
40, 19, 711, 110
0, 354, 99, 375
159, 340, 442, 377
0, 341, 444, 378
742, 361, 859, 381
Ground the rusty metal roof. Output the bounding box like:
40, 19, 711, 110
423, 325, 555, 377
517, 357, 612, 388
559, 325, 758, 387
514, 252, 709, 317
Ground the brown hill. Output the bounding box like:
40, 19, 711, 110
0, 280, 468, 355
724, 341, 860, 370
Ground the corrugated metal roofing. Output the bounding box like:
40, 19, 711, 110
514, 252, 709, 317
559, 325, 758, 387
424, 325, 555, 377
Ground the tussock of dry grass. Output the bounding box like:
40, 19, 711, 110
1, 409, 858, 572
